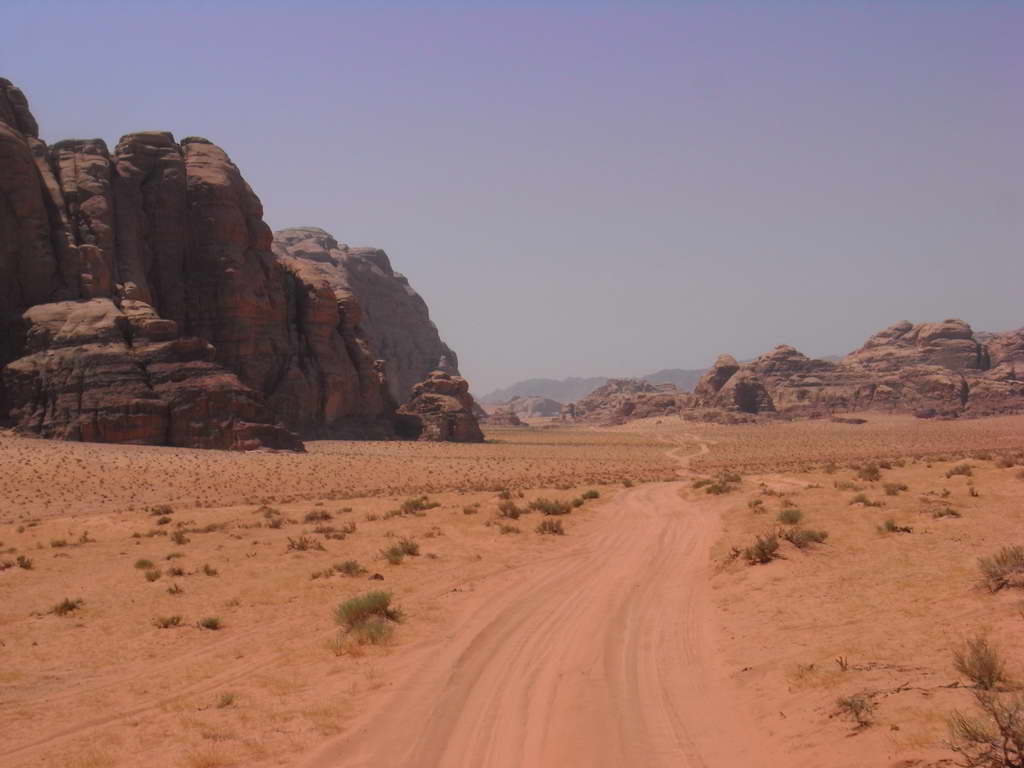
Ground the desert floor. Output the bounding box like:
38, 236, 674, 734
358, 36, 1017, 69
1, 415, 1023, 767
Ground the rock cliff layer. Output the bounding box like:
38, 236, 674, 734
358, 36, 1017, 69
1, 78, 470, 448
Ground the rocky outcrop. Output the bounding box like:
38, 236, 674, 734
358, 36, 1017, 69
272, 227, 458, 405
0, 78, 469, 448
484, 407, 525, 427
396, 371, 483, 442
574, 379, 688, 425
843, 319, 987, 372
500, 395, 563, 419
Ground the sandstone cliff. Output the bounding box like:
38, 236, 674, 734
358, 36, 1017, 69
272, 227, 458, 405
0, 78, 473, 448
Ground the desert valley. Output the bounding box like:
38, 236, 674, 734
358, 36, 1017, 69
2, 6, 1023, 767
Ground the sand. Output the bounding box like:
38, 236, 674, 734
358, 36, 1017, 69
2, 415, 1023, 767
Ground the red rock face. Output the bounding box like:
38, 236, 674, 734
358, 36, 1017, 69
1, 79, 469, 448
574, 379, 688, 425
397, 371, 484, 442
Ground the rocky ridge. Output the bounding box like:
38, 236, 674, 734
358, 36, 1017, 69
570, 319, 1024, 425
0, 78, 472, 448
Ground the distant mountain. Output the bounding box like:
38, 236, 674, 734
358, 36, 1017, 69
480, 368, 709, 404
480, 377, 610, 405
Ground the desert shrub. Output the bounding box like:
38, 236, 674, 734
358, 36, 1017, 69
462, 504, 480, 515
335, 591, 401, 629
153, 615, 182, 629
530, 498, 572, 516
692, 478, 712, 489
857, 463, 882, 482
781, 528, 828, 548
748, 499, 764, 512
743, 535, 779, 565
498, 500, 522, 519
16, 555, 32, 570
334, 560, 366, 577
197, 617, 222, 630
50, 539, 68, 548
170, 530, 190, 545
51, 597, 83, 616
834, 480, 864, 491
954, 636, 1009, 690
381, 546, 404, 565
497, 489, 512, 500
144, 569, 162, 582
287, 535, 325, 552
994, 454, 1016, 468
933, 505, 962, 519
304, 510, 333, 523
883, 482, 909, 496
778, 508, 803, 525
835, 694, 875, 727
948, 464, 974, 478
397, 537, 420, 556
582, 489, 600, 500
536, 519, 565, 535
202, 563, 219, 576
168, 566, 185, 576
216, 692, 236, 709
950, 691, 1024, 768
351, 618, 395, 645
156, 516, 172, 525
134, 558, 155, 569
399, 496, 440, 515
878, 518, 912, 534
979, 546, 1024, 592
167, 583, 184, 595
498, 524, 520, 534
849, 493, 882, 507
623, 479, 634, 488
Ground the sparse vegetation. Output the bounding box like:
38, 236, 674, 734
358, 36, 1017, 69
334, 560, 367, 577
498, 500, 522, 519
536, 519, 564, 535
856, 463, 882, 482
947, 463, 974, 478
398, 496, 440, 515
144, 568, 162, 582
954, 636, 1009, 690
883, 482, 909, 496
498, 523, 520, 534
304, 510, 333, 522
51, 597, 83, 616
134, 558, 154, 569
978, 546, 1024, 592
835, 694, 875, 728
202, 563, 219, 576
743, 534, 779, 565
216, 692, 236, 709
170, 530, 190, 545
778, 507, 803, 525
779, 527, 828, 548
335, 591, 402, 629
287, 535, 325, 552
878, 518, 912, 534
153, 615, 183, 629
197, 616, 222, 630
582, 489, 600, 500
849, 493, 882, 507
16, 555, 32, 570
529, 498, 572, 515
462, 504, 480, 515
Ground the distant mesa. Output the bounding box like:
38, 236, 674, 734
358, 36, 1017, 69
565, 319, 1024, 425
0, 78, 476, 449
480, 368, 706, 405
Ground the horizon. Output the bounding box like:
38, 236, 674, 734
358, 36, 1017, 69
6, 0, 1022, 394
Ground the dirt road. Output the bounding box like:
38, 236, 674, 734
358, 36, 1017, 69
304, 475, 755, 767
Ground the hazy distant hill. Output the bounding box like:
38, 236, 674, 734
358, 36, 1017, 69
480, 368, 708, 404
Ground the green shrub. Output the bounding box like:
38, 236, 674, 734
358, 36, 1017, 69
498, 500, 522, 519
198, 617, 222, 630
947, 463, 973, 478
536, 519, 565, 535
170, 530, 190, 545
134, 558, 154, 569
748, 499, 764, 512
462, 504, 480, 515
287, 535, 325, 552
334, 560, 367, 577
778, 508, 803, 525
381, 546, 404, 565
144, 569, 162, 582
856, 464, 881, 482
334, 591, 401, 629
399, 496, 440, 515
216, 692, 236, 709
780, 528, 828, 548
529, 498, 572, 516
978, 545, 1024, 592
743, 535, 779, 565
954, 636, 1008, 690
582, 490, 600, 500
883, 482, 909, 496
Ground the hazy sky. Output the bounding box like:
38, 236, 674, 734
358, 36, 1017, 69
6, 1, 1021, 394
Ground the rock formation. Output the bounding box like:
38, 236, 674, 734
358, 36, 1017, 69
498, 395, 563, 419
272, 227, 458, 404
396, 371, 484, 442
573, 379, 688, 425
0, 78, 468, 448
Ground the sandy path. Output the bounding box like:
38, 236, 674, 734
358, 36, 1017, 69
304, 447, 755, 767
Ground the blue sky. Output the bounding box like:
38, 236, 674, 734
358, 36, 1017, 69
6, 1, 1021, 392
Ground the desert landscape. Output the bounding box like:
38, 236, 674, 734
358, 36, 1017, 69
2, 415, 1023, 767
3, 4, 1022, 767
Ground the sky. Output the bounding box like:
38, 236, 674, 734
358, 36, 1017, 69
5, 1, 1021, 394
